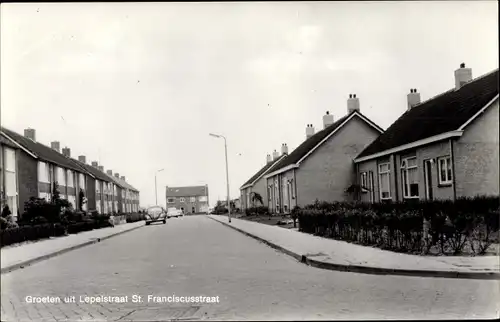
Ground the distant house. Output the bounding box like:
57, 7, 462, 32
355, 65, 499, 202
264, 98, 384, 213
166, 185, 209, 214
240, 149, 287, 211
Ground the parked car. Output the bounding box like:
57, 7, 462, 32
167, 207, 183, 218
145, 206, 167, 225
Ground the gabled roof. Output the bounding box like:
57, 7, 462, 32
266, 110, 384, 177
72, 159, 112, 182
357, 69, 499, 160
166, 185, 208, 197
104, 172, 126, 189
0, 132, 18, 149
1, 127, 91, 174
240, 154, 287, 190
115, 176, 139, 193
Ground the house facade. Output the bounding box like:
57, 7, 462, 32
354, 65, 499, 203
240, 149, 287, 211
0, 127, 141, 219
166, 185, 209, 214
264, 99, 384, 213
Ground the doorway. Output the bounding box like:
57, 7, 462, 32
424, 159, 434, 200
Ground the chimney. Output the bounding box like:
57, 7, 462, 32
306, 124, 315, 139
266, 154, 272, 164
62, 147, 71, 157
120, 176, 126, 181
98, 166, 104, 172
24, 128, 36, 141
347, 94, 360, 113
91, 161, 98, 167
78, 155, 87, 164
272, 149, 280, 160
323, 111, 334, 129
107, 170, 113, 175
51, 141, 60, 152
114, 173, 120, 178
281, 143, 288, 155
454, 63, 472, 89
407, 88, 421, 110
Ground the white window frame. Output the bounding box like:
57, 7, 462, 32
437, 156, 453, 185
190, 196, 196, 202
378, 163, 392, 200
167, 198, 175, 203
180, 197, 185, 203
401, 156, 419, 199
67, 170, 74, 188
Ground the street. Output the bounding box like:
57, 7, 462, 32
1, 215, 499, 321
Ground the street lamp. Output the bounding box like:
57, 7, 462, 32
209, 133, 231, 223
155, 168, 164, 206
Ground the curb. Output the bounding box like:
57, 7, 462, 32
1, 223, 145, 275
208, 216, 500, 281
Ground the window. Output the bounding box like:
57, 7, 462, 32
167, 198, 175, 203
67, 170, 74, 188
96, 180, 100, 193
360, 172, 368, 191
56, 167, 65, 186
401, 157, 419, 198
79, 173, 85, 191
198, 196, 207, 202
290, 179, 295, 199
378, 163, 391, 200
180, 197, 185, 203
190, 197, 196, 202
38, 161, 50, 183
438, 156, 453, 185
4, 147, 18, 217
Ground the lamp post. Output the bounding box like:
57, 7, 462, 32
209, 133, 231, 223
155, 168, 164, 206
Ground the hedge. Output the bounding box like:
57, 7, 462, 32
245, 206, 270, 216
296, 196, 499, 255
0, 223, 66, 247
126, 213, 145, 223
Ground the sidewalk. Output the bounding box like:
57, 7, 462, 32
208, 215, 500, 280
1, 221, 144, 274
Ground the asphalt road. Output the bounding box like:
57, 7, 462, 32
1, 215, 499, 321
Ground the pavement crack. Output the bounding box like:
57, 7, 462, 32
115, 309, 136, 321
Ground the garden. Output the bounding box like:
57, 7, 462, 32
293, 195, 499, 256
0, 183, 145, 248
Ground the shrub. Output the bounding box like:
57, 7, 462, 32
296, 195, 499, 255
126, 213, 145, 223
0, 223, 66, 247
245, 206, 269, 216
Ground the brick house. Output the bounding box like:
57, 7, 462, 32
240, 149, 287, 211
354, 65, 499, 202
264, 99, 384, 213
0, 127, 94, 218
165, 185, 209, 214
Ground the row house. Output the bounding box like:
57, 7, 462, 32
0, 128, 92, 218
240, 149, 287, 211
0, 127, 141, 219
165, 185, 209, 214
264, 97, 384, 213
354, 65, 499, 202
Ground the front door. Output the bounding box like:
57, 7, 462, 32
424, 160, 434, 200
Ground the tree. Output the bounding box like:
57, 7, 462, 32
251, 192, 263, 206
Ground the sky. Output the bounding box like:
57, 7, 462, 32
1, 1, 498, 208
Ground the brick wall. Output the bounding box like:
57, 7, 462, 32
454, 99, 499, 197
17, 150, 38, 215
296, 116, 380, 206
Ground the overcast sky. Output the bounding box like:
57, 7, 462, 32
1, 1, 498, 208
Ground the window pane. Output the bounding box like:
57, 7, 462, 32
402, 171, 408, 196
5, 172, 17, 194
440, 159, 447, 182
67, 170, 74, 187
199, 196, 207, 202
408, 168, 418, 183
4, 148, 16, 171
379, 164, 389, 172
407, 158, 417, 167
7, 195, 17, 217
410, 183, 419, 197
